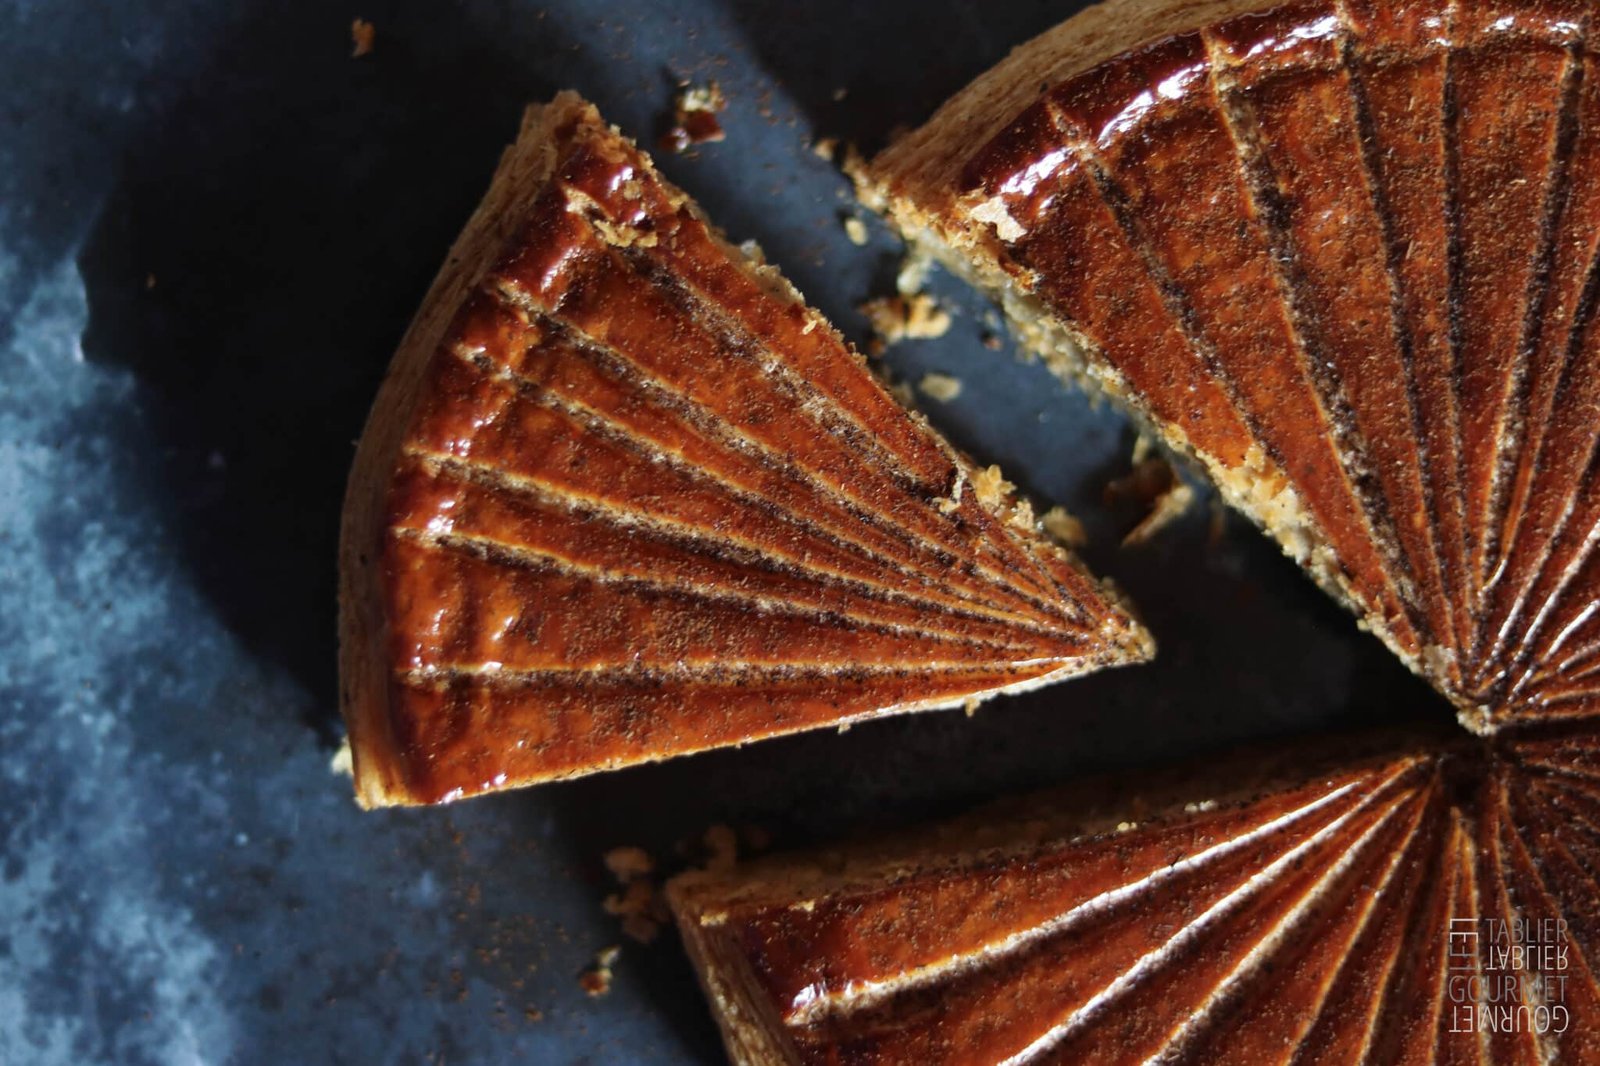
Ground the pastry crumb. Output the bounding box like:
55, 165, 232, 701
661, 81, 727, 153
1105, 441, 1194, 546
918, 373, 962, 403
895, 247, 935, 296
602, 880, 665, 944
681, 819, 742, 870
860, 292, 951, 348
972, 465, 1014, 513
579, 946, 621, 997
812, 137, 839, 162
602, 846, 654, 883
841, 142, 867, 183
350, 18, 375, 58
600, 846, 666, 943
1042, 506, 1088, 549
329, 739, 354, 778
843, 216, 869, 245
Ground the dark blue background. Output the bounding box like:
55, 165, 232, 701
0, 2, 1443, 1062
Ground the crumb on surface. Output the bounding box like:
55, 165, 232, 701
661, 81, 727, 153
737, 238, 766, 265
972, 465, 1014, 513
918, 372, 962, 403
1042, 506, 1088, 549
896, 248, 935, 296
843, 216, 868, 245
579, 945, 621, 997
812, 136, 839, 162
703, 824, 739, 873
602, 881, 665, 944
860, 293, 951, 348
602, 845, 654, 883
841, 142, 867, 182
599, 845, 665, 943
1105, 440, 1194, 546
350, 18, 375, 57
329, 739, 353, 778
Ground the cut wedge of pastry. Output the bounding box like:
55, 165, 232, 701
861, 0, 1600, 734
338, 93, 1153, 807
671, 726, 1600, 1065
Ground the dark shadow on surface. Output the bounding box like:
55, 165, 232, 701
74, 5, 731, 1060
77, 4, 573, 745
724, 0, 1083, 155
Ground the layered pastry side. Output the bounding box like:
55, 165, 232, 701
338, 93, 1153, 808
670, 727, 1600, 1065
860, 0, 1600, 735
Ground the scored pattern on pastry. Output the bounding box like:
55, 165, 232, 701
865, 0, 1600, 733
670, 732, 1600, 1065
340, 95, 1152, 806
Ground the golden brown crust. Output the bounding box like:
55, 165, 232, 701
338, 94, 1152, 807
340, 96, 583, 808
863, 0, 1600, 734
669, 726, 1600, 1065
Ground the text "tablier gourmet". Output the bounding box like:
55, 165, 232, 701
1448, 918, 1572, 1035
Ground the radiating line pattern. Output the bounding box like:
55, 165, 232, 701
866, 0, 1600, 733
342, 96, 1152, 805
670, 732, 1600, 1065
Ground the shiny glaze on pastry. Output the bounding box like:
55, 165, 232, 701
866, 0, 1600, 734
338, 94, 1152, 807
672, 728, 1600, 1064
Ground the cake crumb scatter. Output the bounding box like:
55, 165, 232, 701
600, 845, 666, 943
661, 81, 727, 153
861, 293, 951, 348
579, 945, 621, 997
350, 18, 375, 57
329, 739, 354, 777
1042, 506, 1088, 549
1105, 439, 1194, 546
972, 465, 1013, 513
704, 824, 739, 873
602, 845, 654, 882
918, 373, 962, 402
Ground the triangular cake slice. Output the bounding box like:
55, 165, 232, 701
860, 0, 1600, 734
670, 727, 1600, 1064
339, 93, 1152, 807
